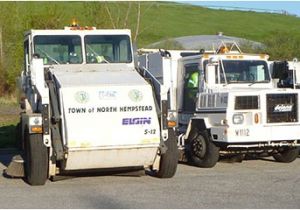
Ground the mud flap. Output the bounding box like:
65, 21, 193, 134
51, 126, 64, 160
46, 72, 65, 161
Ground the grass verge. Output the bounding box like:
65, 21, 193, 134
0, 96, 19, 148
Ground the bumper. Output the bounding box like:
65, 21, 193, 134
211, 124, 300, 144
64, 145, 159, 170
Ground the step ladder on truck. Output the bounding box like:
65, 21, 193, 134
138, 42, 300, 168
6, 23, 178, 185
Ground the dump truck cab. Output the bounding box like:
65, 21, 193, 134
179, 42, 300, 166
138, 42, 300, 168
10, 24, 178, 185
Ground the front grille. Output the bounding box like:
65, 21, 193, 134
235, 96, 259, 110
266, 94, 298, 123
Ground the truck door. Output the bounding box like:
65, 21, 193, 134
182, 63, 200, 112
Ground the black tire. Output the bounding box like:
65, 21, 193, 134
25, 131, 49, 186
187, 130, 219, 168
272, 147, 299, 163
156, 129, 179, 178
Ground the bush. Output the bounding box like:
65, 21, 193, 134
238, 40, 265, 54
263, 31, 300, 60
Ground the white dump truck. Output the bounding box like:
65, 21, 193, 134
138, 42, 300, 168
6, 24, 178, 185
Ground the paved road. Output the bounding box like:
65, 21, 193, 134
0, 152, 300, 209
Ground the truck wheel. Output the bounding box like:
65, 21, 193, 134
272, 147, 299, 163
156, 129, 179, 178
188, 130, 219, 168
24, 130, 48, 185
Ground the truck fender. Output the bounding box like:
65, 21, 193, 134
185, 118, 211, 140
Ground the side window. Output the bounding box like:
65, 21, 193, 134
184, 63, 199, 88
183, 63, 199, 112
34, 35, 82, 65
24, 40, 29, 71
85, 35, 132, 63
119, 39, 130, 62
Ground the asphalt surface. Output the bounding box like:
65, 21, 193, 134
0, 152, 300, 209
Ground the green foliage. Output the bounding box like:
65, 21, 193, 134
0, 123, 18, 148
0, 102, 19, 148
263, 31, 300, 60
0, 2, 300, 94
238, 41, 266, 54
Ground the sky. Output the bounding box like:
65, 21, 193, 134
179, 1, 300, 17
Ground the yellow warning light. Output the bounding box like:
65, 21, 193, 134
254, 113, 260, 124
67, 19, 96, 30
219, 46, 229, 54
31, 126, 43, 133
167, 120, 177, 128
71, 18, 78, 27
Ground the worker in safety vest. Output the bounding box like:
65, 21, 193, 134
187, 71, 199, 88
184, 71, 199, 111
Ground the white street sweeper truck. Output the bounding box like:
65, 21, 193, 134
6, 23, 178, 185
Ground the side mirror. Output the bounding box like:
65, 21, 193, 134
272, 61, 288, 79
206, 64, 216, 85
30, 58, 44, 86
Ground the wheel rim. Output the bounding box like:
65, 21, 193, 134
191, 135, 207, 159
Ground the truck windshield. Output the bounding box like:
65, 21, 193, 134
220, 60, 270, 83
84, 35, 132, 63
34, 35, 82, 65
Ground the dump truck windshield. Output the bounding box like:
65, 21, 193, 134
84, 35, 132, 63
34, 35, 82, 65
220, 60, 270, 83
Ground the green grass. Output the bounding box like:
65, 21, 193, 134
137, 2, 300, 46
1, 1, 300, 47
0, 97, 19, 148
0, 95, 18, 106
0, 120, 19, 148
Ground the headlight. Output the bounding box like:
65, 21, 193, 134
29, 116, 42, 126
232, 114, 244, 124
29, 115, 43, 134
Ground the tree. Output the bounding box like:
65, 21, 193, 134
103, 2, 156, 41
